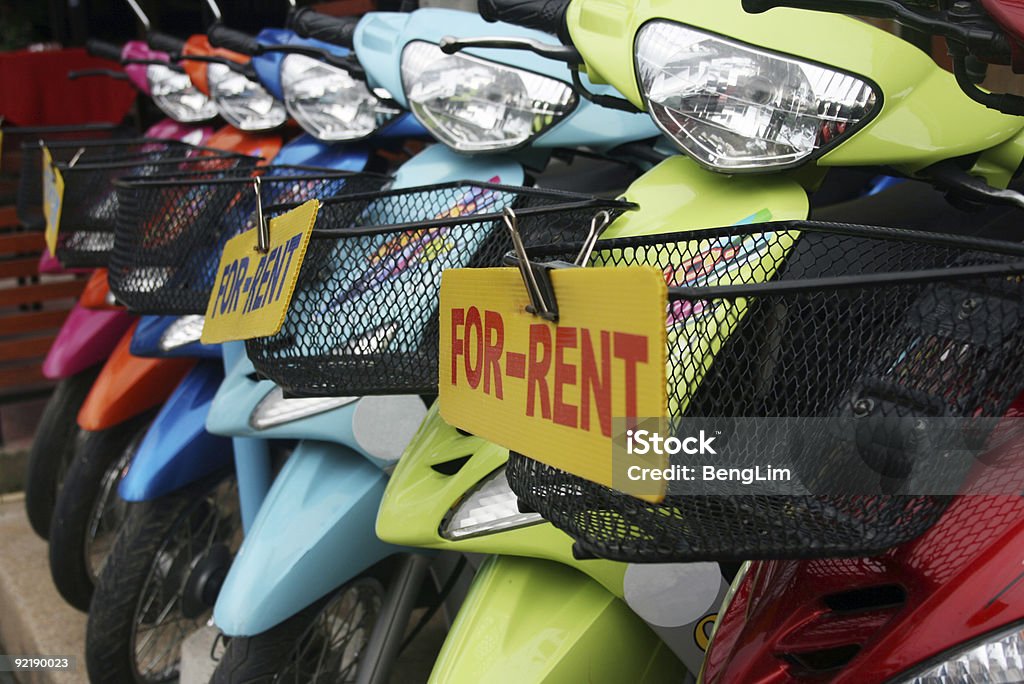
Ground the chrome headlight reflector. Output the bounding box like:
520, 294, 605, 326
400, 40, 577, 152
635, 20, 879, 171
207, 62, 287, 131
159, 315, 206, 351
145, 64, 218, 123
441, 466, 543, 540
249, 386, 358, 430
897, 622, 1024, 683
281, 54, 402, 141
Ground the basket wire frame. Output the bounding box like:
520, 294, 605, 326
505, 221, 1024, 562
8, 125, 132, 228
108, 165, 390, 315
49, 140, 257, 268
244, 182, 636, 397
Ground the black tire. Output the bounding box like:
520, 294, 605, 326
86, 477, 239, 684
48, 412, 153, 611
211, 577, 385, 684
24, 365, 101, 538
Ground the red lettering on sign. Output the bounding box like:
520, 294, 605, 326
464, 306, 483, 389
527, 324, 552, 419
505, 352, 526, 379
484, 310, 504, 399
580, 329, 611, 437
450, 308, 465, 385
553, 327, 578, 429
614, 332, 648, 420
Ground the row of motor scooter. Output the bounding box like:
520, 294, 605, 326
10, 0, 1024, 681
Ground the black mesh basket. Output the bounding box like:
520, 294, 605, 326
48, 140, 258, 268
108, 166, 389, 315
244, 182, 635, 397
6, 123, 132, 227
505, 221, 1024, 562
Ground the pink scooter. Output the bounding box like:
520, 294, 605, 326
23, 39, 216, 539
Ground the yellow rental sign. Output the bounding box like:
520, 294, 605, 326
201, 199, 319, 344
439, 266, 669, 501
42, 146, 64, 256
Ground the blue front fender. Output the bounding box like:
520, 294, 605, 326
118, 360, 233, 501
214, 440, 406, 636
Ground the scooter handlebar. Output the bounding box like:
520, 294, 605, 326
288, 7, 359, 49
147, 31, 185, 55
478, 0, 572, 42
85, 38, 124, 63
208, 23, 262, 56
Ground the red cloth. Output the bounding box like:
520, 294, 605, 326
0, 47, 137, 125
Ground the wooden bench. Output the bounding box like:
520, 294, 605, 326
0, 204, 84, 406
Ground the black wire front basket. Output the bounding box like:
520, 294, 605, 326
505, 221, 1024, 562
108, 166, 389, 315
47, 140, 258, 268
6, 123, 132, 227
244, 182, 635, 397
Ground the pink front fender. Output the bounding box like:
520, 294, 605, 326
42, 304, 134, 380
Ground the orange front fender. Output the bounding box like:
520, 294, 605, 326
77, 321, 195, 431
80, 269, 122, 310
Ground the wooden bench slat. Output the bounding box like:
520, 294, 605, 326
0, 279, 83, 307
0, 257, 39, 279
0, 335, 57, 362
2, 309, 69, 333
0, 232, 44, 254
0, 205, 18, 227
0, 363, 48, 390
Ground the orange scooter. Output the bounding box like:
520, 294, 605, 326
47, 122, 283, 611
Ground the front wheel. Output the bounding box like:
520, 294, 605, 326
24, 366, 101, 538
211, 578, 385, 684
48, 413, 153, 611
86, 477, 239, 684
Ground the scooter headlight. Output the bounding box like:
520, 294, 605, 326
634, 20, 879, 171
441, 466, 543, 540
159, 315, 206, 351
400, 40, 577, 152
280, 54, 402, 141
145, 64, 218, 123
207, 62, 287, 131
895, 622, 1024, 683
249, 386, 357, 430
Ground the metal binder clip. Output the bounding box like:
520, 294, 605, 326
503, 207, 559, 322
253, 176, 270, 253
575, 210, 613, 267
67, 147, 86, 168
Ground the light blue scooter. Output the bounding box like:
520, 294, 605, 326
201, 7, 660, 682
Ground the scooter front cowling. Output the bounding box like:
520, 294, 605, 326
118, 359, 233, 502
41, 304, 133, 380
130, 315, 220, 359
431, 555, 682, 684
76, 321, 195, 432
213, 440, 404, 636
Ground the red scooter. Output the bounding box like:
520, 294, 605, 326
702, 3, 1024, 681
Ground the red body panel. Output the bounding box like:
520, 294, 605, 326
77, 321, 195, 431
981, 0, 1024, 71
703, 403, 1024, 683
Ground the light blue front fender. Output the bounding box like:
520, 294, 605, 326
214, 440, 405, 635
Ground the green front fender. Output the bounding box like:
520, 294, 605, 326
429, 555, 684, 684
